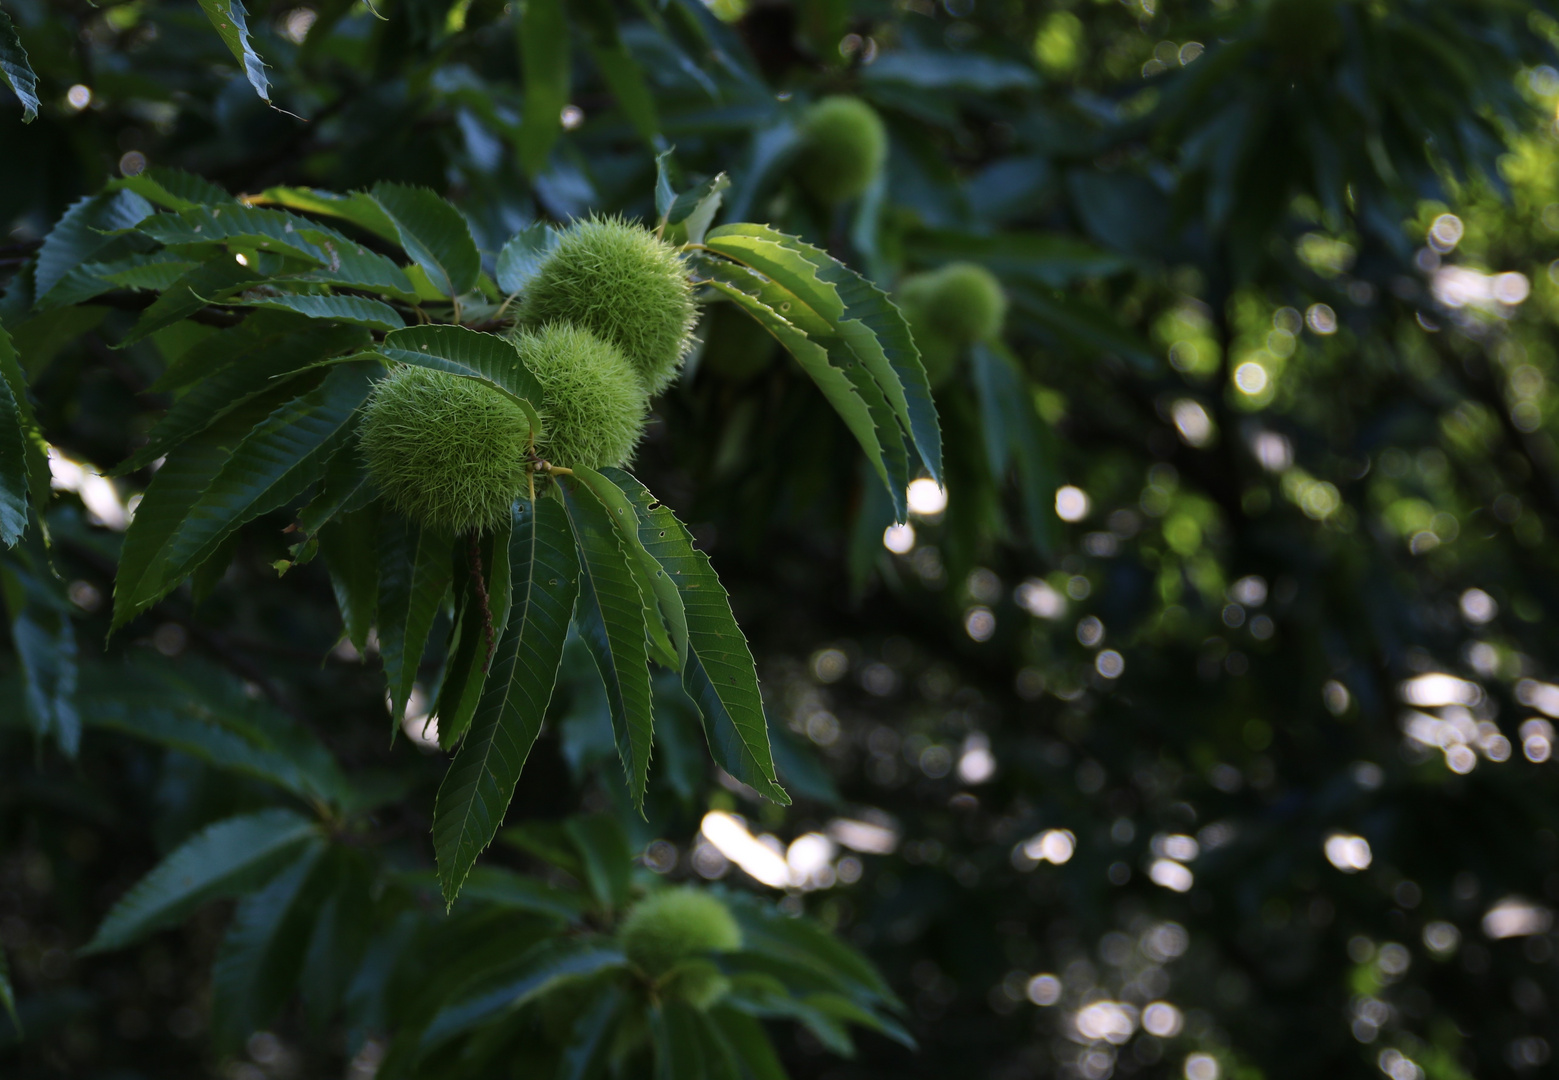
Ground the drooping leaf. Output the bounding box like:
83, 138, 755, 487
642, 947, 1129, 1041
122, 365, 373, 620
196, 0, 271, 102
118, 255, 265, 346
418, 938, 626, 1050
375, 323, 544, 436
652, 999, 740, 1080
0, 559, 81, 757
700, 262, 893, 519
115, 167, 240, 212
298, 848, 375, 1029
112, 388, 300, 629
0, 5, 39, 123
457, 865, 589, 921
560, 480, 656, 810
570, 465, 684, 670
495, 223, 561, 295
573, 0, 660, 144
377, 515, 456, 730
81, 809, 321, 955
368, 183, 481, 298
34, 190, 155, 302
433, 498, 577, 905
232, 292, 405, 330
118, 319, 366, 474
320, 505, 380, 652
602, 470, 787, 805
1, 318, 58, 514
433, 515, 516, 749
209, 841, 328, 1050
0, 343, 31, 547
558, 984, 623, 1080
706, 224, 940, 485
709, 1008, 788, 1080
295, 446, 375, 541
969, 341, 1059, 556
518, 0, 571, 177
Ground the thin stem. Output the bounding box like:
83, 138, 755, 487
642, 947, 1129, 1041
467, 531, 497, 672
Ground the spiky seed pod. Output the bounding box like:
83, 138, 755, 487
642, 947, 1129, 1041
620, 889, 742, 976
794, 95, 888, 205
911, 262, 1007, 344
520, 216, 697, 395
358, 366, 533, 534
517, 322, 649, 471
898, 279, 959, 389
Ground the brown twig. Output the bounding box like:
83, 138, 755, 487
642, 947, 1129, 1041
468, 531, 496, 672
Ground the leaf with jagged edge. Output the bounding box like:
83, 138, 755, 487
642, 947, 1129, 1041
118, 255, 265, 346
418, 938, 625, 1051
601, 469, 788, 805
368, 183, 481, 298
518, 0, 570, 177
111, 385, 301, 630
208, 841, 327, 1051
0, 319, 49, 514
114, 167, 239, 212
433, 498, 576, 905
117, 320, 367, 475
119, 365, 373, 622
139, 204, 335, 263
34, 190, 155, 302
81, 809, 321, 955
229, 293, 405, 331
698, 260, 897, 519
560, 480, 656, 811
0, 5, 39, 123
705, 223, 941, 485
196, 0, 271, 102
320, 505, 379, 653
496, 223, 561, 295
433, 514, 515, 751
372, 323, 544, 441
0, 347, 30, 547
377, 514, 456, 731
570, 465, 684, 670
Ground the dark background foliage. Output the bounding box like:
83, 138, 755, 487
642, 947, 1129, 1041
6, 0, 1559, 1078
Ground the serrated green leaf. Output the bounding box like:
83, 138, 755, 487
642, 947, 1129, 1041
139, 205, 329, 264
700, 266, 891, 520
209, 841, 327, 1050
232, 292, 404, 330
368, 183, 481, 298
665, 173, 729, 247
729, 895, 900, 1010
196, 0, 270, 101
574, 0, 659, 144
601, 470, 787, 804
119, 255, 265, 346
834, 345, 912, 520
1, 559, 81, 757
97, 251, 201, 292
0, 319, 48, 514
419, 938, 625, 1050
253, 187, 401, 244
377, 515, 455, 730
125, 365, 372, 618
320, 505, 379, 652
114, 167, 240, 212
571, 465, 685, 669
434, 516, 515, 749
434, 498, 576, 905
81, 809, 320, 955
35, 190, 155, 302
294, 231, 419, 300
296, 447, 375, 540
113, 389, 298, 629
563, 814, 631, 912
376, 323, 543, 438
561, 480, 656, 811
518, 0, 570, 177
495, 223, 561, 294
0, 6, 39, 123
0, 348, 30, 547
120, 320, 367, 474
80, 668, 351, 805
298, 849, 375, 1029
706, 224, 941, 485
